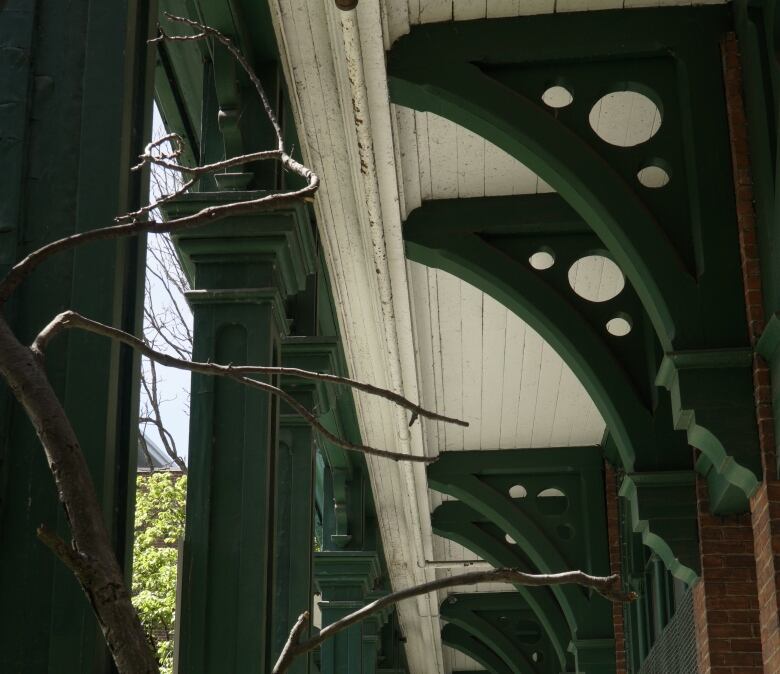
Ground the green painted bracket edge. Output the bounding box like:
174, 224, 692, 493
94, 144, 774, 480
619, 474, 699, 585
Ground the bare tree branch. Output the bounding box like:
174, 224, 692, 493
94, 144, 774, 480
35, 311, 466, 432
140, 360, 187, 473
0, 15, 317, 306
0, 315, 160, 674
272, 568, 636, 674
33, 311, 453, 463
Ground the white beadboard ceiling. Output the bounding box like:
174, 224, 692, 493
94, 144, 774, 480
270, 2, 726, 672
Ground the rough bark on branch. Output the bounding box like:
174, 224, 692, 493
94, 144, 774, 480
272, 568, 636, 674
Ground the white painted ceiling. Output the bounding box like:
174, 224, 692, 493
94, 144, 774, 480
271, 1, 726, 672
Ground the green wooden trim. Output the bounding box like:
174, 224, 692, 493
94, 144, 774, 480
618, 474, 699, 585
656, 350, 760, 511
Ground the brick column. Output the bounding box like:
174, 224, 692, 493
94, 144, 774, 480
693, 475, 763, 673
723, 33, 780, 672
604, 463, 627, 674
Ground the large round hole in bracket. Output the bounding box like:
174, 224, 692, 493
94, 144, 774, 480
529, 249, 555, 270
542, 85, 573, 109
606, 315, 632, 337
637, 164, 670, 188
589, 91, 662, 147
509, 484, 528, 498
505, 533, 517, 545
568, 255, 625, 303
536, 488, 569, 516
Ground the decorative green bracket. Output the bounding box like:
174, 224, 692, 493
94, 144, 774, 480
618, 473, 699, 585
429, 447, 613, 648
432, 501, 577, 673
441, 593, 562, 674
656, 350, 760, 513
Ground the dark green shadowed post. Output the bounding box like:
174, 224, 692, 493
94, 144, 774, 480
166, 193, 314, 674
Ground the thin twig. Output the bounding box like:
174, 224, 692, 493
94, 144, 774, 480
272, 568, 635, 674
33, 312, 450, 463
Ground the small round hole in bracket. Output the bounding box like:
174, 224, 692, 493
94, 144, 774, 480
509, 484, 528, 498
542, 85, 573, 109
606, 315, 632, 337
505, 533, 517, 545
529, 250, 555, 270
637, 164, 670, 188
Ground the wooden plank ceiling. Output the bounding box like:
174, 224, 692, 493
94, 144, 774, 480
271, 1, 726, 672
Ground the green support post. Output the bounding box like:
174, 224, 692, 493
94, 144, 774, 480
361, 591, 390, 674
315, 551, 380, 674
165, 192, 314, 674
273, 337, 340, 673
0, 1, 154, 672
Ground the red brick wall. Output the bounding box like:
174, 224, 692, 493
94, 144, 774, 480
723, 32, 780, 672
604, 463, 627, 674
694, 475, 763, 673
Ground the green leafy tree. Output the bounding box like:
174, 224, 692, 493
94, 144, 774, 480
132, 473, 187, 674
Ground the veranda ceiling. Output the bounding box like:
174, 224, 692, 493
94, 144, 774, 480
270, 1, 726, 671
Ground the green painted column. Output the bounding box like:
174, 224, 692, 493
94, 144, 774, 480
273, 337, 340, 674
0, 1, 154, 672
166, 193, 314, 674
571, 639, 616, 674
361, 591, 390, 674
315, 551, 380, 674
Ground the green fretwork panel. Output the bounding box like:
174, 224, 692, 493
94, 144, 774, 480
432, 502, 575, 672
429, 449, 613, 656
166, 192, 314, 674
0, 0, 154, 672
315, 551, 380, 674
405, 195, 689, 477
619, 473, 699, 584
391, 7, 761, 508
441, 593, 564, 674
272, 337, 341, 674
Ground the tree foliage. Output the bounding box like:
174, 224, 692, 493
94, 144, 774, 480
132, 473, 187, 674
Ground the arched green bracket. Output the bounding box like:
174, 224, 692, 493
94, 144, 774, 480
432, 502, 574, 672
405, 205, 652, 473
441, 593, 562, 674
656, 351, 760, 513
389, 37, 694, 350
618, 473, 699, 585
441, 624, 514, 674
429, 449, 613, 646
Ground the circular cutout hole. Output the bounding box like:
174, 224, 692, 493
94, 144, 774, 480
606, 316, 632, 337
589, 91, 662, 147
637, 164, 670, 188
568, 255, 625, 302
542, 85, 573, 109
509, 484, 528, 499
536, 488, 569, 516
529, 250, 555, 270
532, 652, 540, 663
556, 524, 574, 540
505, 533, 517, 545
